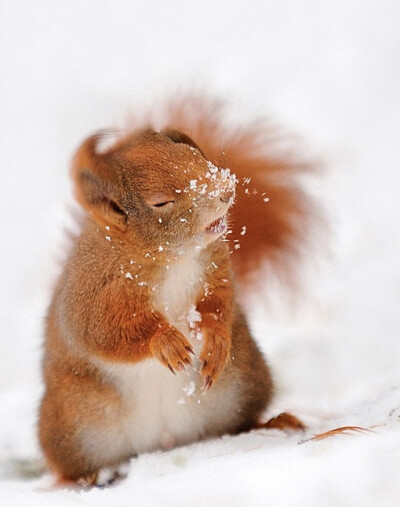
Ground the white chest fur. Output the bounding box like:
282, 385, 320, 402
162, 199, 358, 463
97, 359, 209, 454
86, 253, 239, 459
153, 253, 204, 337
91, 356, 240, 458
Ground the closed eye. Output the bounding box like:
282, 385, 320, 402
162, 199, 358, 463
146, 193, 176, 209
152, 200, 175, 208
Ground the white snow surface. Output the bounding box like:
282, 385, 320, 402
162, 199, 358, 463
1, 0, 400, 505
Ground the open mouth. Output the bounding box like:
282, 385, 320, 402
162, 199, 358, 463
205, 215, 227, 235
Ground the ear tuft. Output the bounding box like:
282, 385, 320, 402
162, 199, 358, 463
163, 130, 206, 157
71, 134, 127, 231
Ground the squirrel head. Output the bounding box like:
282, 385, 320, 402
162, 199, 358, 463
71, 129, 236, 261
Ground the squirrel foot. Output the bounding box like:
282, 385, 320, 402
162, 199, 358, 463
256, 412, 306, 432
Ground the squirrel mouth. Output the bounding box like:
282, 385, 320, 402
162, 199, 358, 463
205, 215, 227, 236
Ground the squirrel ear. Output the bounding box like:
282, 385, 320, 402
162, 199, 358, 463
163, 130, 207, 158
72, 134, 128, 231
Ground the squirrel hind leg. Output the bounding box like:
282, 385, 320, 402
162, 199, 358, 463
38, 368, 133, 484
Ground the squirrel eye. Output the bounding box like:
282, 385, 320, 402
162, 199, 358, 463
146, 192, 175, 208
152, 200, 175, 208
146, 193, 175, 209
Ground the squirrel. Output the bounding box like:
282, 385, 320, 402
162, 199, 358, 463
38, 97, 313, 485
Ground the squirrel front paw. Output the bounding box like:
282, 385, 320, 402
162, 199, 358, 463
150, 325, 194, 374
199, 314, 231, 390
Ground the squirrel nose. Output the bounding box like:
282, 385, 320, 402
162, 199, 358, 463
219, 189, 235, 204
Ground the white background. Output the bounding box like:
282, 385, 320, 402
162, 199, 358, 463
0, 1, 399, 505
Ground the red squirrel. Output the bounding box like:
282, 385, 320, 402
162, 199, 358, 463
38, 97, 313, 484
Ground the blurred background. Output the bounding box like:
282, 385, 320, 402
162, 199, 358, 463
0, 0, 399, 487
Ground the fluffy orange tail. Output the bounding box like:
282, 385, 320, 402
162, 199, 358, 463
137, 95, 319, 294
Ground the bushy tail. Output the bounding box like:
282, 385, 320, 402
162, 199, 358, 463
141, 94, 319, 294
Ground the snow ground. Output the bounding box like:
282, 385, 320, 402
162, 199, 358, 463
0, 0, 400, 505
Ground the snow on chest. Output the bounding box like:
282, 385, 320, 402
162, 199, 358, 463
154, 254, 204, 336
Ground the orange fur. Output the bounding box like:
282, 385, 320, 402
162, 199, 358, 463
258, 412, 307, 432
39, 97, 316, 483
